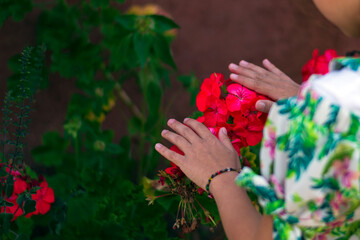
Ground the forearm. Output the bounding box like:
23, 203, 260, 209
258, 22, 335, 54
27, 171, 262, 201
210, 172, 273, 240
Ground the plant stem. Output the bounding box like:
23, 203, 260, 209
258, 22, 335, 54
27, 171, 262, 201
114, 84, 143, 120
103, 70, 143, 120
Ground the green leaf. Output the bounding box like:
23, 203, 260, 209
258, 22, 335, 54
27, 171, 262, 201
5, 175, 14, 198
0, 213, 13, 233
0, 0, 33, 27
16, 193, 26, 207
67, 197, 97, 225
16, 233, 30, 240
115, 15, 137, 30
150, 15, 180, 33
23, 199, 36, 215
177, 74, 200, 105
31, 131, 69, 166
146, 81, 162, 117
133, 32, 153, 67
90, 0, 110, 8
154, 35, 177, 70
0, 199, 14, 208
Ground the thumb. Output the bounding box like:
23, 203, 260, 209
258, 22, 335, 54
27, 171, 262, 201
255, 100, 274, 113
219, 127, 234, 150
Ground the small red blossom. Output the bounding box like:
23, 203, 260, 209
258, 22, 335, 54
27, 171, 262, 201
30, 181, 55, 215
202, 98, 229, 127
226, 84, 257, 113
196, 75, 222, 112
301, 49, 338, 82
14, 178, 27, 195
165, 163, 185, 179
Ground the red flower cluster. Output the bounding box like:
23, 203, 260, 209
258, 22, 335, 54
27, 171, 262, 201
163, 73, 269, 182
1, 166, 54, 221
196, 73, 269, 154
301, 49, 338, 82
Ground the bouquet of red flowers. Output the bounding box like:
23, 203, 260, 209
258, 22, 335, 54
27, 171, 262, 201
146, 73, 270, 232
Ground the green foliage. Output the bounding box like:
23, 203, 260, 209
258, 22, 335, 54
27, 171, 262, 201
0, 45, 46, 239
0, 0, 33, 27
1, 0, 198, 239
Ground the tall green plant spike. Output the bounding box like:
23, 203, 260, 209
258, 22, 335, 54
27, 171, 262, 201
3, 46, 45, 164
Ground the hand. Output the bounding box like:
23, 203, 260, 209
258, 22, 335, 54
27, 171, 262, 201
155, 118, 240, 190
229, 59, 300, 113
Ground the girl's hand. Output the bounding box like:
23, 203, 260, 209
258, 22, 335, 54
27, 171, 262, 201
155, 118, 240, 191
229, 59, 300, 113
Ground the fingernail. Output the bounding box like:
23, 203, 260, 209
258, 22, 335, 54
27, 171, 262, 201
155, 143, 162, 150
222, 127, 227, 135
256, 101, 265, 111
229, 63, 238, 70
184, 118, 190, 122
240, 60, 248, 66
161, 129, 169, 135
263, 59, 270, 65
168, 119, 175, 125
230, 73, 238, 80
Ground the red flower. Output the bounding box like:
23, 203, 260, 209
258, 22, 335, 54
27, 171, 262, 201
301, 49, 338, 82
196, 75, 222, 112
14, 178, 27, 195
164, 146, 185, 179
233, 115, 264, 146
209, 73, 225, 87
202, 98, 229, 127
3, 196, 23, 220
226, 84, 257, 113
165, 163, 185, 179
30, 181, 55, 215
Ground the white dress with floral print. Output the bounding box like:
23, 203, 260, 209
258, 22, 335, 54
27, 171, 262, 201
235, 57, 360, 240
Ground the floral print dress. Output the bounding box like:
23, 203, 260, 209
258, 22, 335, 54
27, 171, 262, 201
235, 57, 360, 240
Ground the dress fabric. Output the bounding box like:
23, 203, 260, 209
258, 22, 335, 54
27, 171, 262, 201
235, 57, 360, 240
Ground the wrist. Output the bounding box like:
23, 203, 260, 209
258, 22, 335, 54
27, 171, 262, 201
209, 171, 239, 197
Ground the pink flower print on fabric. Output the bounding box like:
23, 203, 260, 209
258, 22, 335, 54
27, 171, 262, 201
264, 126, 276, 161
270, 175, 284, 198
333, 157, 360, 188
330, 192, 348, 217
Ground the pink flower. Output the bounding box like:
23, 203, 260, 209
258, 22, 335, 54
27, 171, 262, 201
226, 84, 257, 113
333, 157, 360, 188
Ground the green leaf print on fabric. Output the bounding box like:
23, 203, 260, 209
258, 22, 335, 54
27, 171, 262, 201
312, 177, 340, 190
324, 104, 340, 128
287, 118, 318, 180
322, 142, 355, 175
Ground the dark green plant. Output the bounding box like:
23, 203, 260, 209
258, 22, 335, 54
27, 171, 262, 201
0, 46, 46, 239
1, 0, 207, 239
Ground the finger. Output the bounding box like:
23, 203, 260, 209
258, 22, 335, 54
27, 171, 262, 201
229, 63, 258, 79
161, 129, 191, 150
218, 127, 235, 151
155, 143, 185, 166
255, 100, 274, 113
183, 118, 215, 139
229, 73, 273, 95
167, 119, 201, 143
262, 59, 290, 80
239, 60, 268, 76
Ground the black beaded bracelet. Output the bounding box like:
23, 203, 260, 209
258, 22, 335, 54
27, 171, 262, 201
205, 167, 240, 196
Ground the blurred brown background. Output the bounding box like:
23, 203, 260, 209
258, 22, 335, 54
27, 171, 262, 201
0, 0, 359, 162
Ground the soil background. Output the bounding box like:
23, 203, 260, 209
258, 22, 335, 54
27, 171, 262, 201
0, 0, 359, 164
